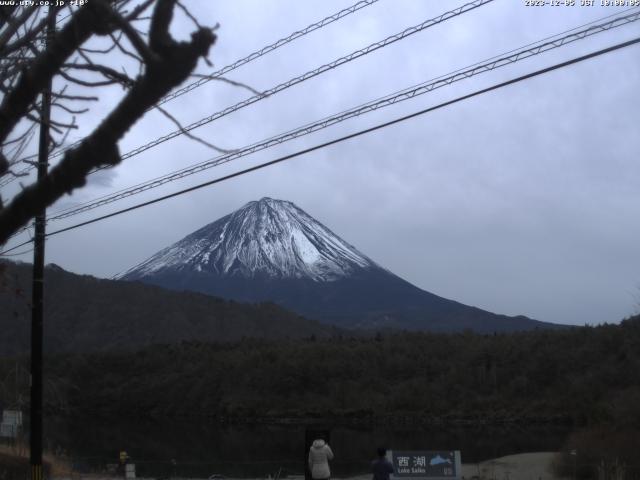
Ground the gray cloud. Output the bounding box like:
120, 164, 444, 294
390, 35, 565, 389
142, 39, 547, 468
6, 0, 640, 326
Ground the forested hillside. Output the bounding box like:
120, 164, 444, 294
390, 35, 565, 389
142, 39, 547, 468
2, 316, 638, 426
0, 261, 339, 355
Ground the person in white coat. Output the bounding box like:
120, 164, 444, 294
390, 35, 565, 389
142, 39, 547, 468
308, 438, 334, 480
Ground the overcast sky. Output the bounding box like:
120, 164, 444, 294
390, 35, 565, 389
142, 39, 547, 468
3, 0, 640, 326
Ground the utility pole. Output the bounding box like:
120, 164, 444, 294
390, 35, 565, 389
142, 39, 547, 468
31, 10, 55, 480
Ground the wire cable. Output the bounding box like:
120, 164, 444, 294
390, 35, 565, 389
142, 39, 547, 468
2, 34, 636, 256
5, 8, 639, 243
0, 0, 492, 188
111, 0, 495, 163
0, 247, 34, 257
6, 7, 639, 247
44, 6, 637, 219
156, 0, 380, 108
0, 0, 381, 186
41, 9, 640, 222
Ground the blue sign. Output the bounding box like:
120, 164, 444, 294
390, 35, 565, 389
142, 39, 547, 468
390, 451, 461, 479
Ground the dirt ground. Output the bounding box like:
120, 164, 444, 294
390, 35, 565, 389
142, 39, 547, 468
459, 452, 561, 480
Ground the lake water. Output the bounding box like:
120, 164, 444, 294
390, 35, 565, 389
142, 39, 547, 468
44, 417, 571, 478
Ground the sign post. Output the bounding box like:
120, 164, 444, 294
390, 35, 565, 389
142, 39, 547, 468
390, 451, 462, 480
0, 409, 23, 439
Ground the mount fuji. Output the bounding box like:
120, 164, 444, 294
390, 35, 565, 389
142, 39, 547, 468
121, 198, 558, 332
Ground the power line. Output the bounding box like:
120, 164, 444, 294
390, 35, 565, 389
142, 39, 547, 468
2, 34, 636, 256
6, 8, 639, 245
0, 0, 490, 190
0, 247, 34, 257
1, 0, 493, 188
40, 10, 640, 223
5, 8, 639, 243
155, 0, 380, 108
111, 0, 495, 163
0, 0, 381, 186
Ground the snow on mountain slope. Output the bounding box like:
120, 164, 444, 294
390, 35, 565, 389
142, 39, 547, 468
119, 197, 557, 333
121, 198, 379, 282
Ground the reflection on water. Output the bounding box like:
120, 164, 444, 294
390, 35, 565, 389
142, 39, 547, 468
44, 417, 570, 478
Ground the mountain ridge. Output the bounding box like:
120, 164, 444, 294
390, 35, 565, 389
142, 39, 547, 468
122, 198, 563, 333
121, 197, 379, 282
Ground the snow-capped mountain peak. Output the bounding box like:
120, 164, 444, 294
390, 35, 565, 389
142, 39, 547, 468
119, 198, 551, 334
121, 197, 378, 282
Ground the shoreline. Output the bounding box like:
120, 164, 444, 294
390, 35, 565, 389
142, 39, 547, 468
58, 412, 577, 428
46, 452, 562, 480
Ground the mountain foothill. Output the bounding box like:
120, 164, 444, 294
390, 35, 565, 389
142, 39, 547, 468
1, 197, 563, 355
2, 198, 639, 431
120, 197, 560, 335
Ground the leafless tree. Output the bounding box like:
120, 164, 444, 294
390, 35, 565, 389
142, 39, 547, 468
0, 0, 217, 245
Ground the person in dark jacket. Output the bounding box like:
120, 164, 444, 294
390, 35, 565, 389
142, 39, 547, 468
372, 447, 394, 480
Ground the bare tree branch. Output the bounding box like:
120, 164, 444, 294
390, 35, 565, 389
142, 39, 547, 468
0, 152, 8, 179
155, 104, 234, 154
0, 0, 118, 144
79, 32, 122, 55
108, 30, 143, 63
191, 73, 266, 97
0, 8, 55, 57
51, 92, 99, 102
0, 5, 38, 53
123, 0, 156, 22
58, 69, 121, 88
109, 9, 159, 64
0, 0, 217, 244
176, 0, 203, 30
52, 102, 89, 115
0, 6, 19, 31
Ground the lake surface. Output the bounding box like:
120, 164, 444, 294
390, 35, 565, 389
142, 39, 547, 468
43, 417, 571, 478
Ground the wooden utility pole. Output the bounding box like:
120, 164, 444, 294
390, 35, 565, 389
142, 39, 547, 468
31, 10, 55, 480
